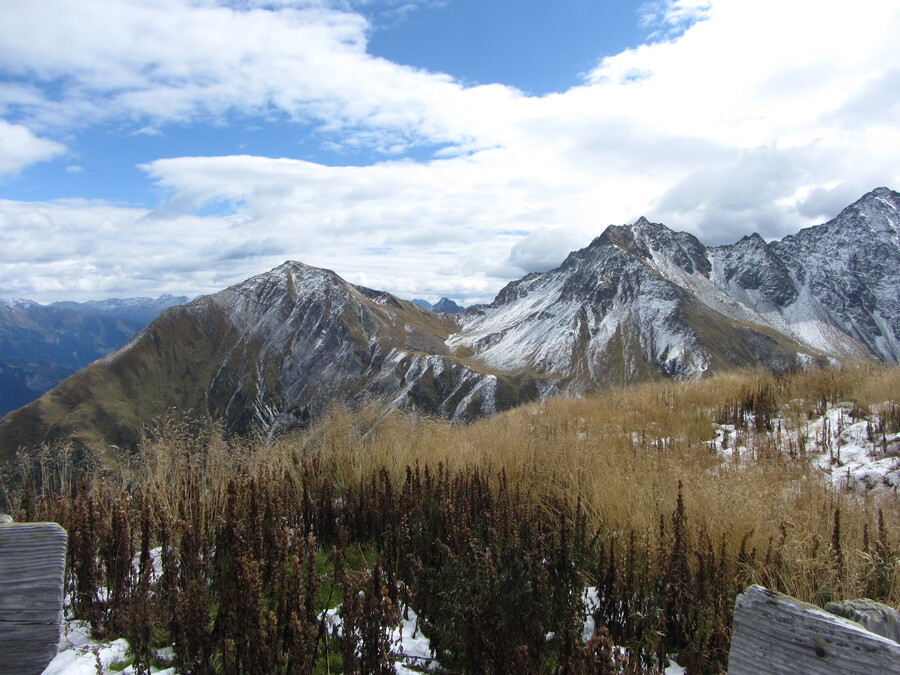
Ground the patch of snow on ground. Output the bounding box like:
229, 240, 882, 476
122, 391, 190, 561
324, 602, 440, 674
807, 406, 900, 491
42, 621, 155, 675
708, 404, 900, 492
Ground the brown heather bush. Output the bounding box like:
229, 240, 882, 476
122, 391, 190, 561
1, 363, 898, 673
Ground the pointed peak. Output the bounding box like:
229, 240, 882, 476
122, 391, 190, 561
827, 186, 900, 233
867, 186, 894, 198
847, 186, 898, 209
735, 232, 767, 245
432, 297, 464, 314
631, 216, 670, 233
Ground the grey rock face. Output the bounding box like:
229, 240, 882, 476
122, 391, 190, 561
766, 187, 900, 361
709, 187, 899, 362
712, 233, 799, 308
826, 599, 900, 644
131, 262, 511, 439
453, 188, 899, 393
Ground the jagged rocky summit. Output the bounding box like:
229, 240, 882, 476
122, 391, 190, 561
0, 188, 897, 459
454, 187, 899, 388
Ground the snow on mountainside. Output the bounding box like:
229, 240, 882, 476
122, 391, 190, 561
453, 188, 899, 386
0, 298, 42, 310
0, 189, 897, 457
712, 187, 899, 361
0, 262, 531, 459
196, 262, 523, 436
450, 219, 802, 387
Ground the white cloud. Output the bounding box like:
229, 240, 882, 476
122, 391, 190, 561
0, 120, 66, 175
639, 0, 712, 41
0, 0, 499, 155
0, 0, 899, 302
0, 197, 255, 300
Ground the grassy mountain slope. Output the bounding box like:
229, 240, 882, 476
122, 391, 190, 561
0, 266, 507, 464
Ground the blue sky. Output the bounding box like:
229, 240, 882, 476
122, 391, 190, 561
365, 0, 648, 94
1, 0, 899, 304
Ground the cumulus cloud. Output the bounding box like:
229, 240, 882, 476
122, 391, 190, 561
0, 197, 257, 299
0, 0, 509, 155
499, 227, 594, 277
0, 0, 899, 302
0, 120, 65, 175
137, 153, 585, 302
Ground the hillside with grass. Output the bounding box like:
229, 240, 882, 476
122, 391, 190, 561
5, 365, 898, 673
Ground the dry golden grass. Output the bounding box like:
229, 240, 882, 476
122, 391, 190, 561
4, 363, 897, 607
259, 363, 900, 605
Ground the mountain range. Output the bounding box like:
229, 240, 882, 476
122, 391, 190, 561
1, 187, 897, 463
0, 296, 188, 419
412, 298, 466, 313
50, 294, 191, 324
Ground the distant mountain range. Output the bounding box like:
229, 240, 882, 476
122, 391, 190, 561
0, 295, 188, 418
50, 294, 191, 324
1, 188, 897, 462
412, 298, 466, 313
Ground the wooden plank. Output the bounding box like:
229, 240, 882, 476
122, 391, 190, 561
0, 522, 68, 675
728, 584, 900, 674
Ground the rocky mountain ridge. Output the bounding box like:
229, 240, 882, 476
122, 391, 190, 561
1, 188, 897, 461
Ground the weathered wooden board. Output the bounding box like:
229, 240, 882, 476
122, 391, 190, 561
728, 584, 900, 675
0, 522, 68, 674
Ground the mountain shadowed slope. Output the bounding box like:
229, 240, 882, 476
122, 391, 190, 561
1, 188, 897, 461
433, 298, 465, 314
0, 295, 186, 418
